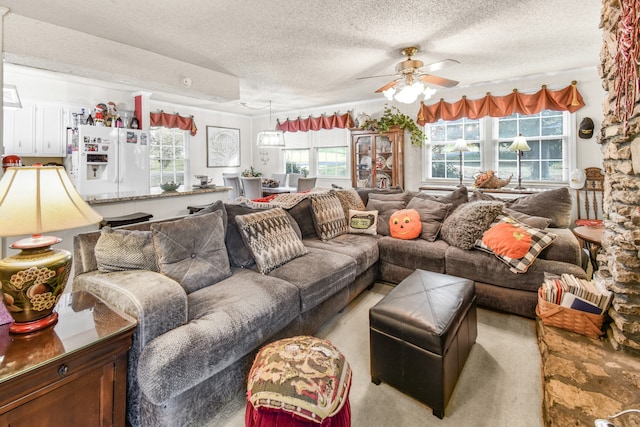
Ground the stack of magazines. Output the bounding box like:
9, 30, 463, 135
541, 273, 613, 315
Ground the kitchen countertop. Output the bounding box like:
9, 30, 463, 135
85, 186, 231, 205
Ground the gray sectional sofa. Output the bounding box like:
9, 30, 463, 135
72, 185, 586, 427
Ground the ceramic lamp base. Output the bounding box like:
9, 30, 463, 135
9, 312, 58, 334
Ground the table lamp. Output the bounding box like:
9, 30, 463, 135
508, 134, 531, 189
452, 139, 470, 187
0, 166, 102, 334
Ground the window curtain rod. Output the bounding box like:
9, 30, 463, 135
416, 81, 585, 125
150, 110, 198, 136
276, 112, 354, 133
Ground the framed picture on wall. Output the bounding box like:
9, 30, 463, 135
207, 126, 241, 167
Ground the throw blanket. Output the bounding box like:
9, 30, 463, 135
234, 188, 329, 210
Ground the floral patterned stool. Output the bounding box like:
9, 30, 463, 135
245, 336, 352, 427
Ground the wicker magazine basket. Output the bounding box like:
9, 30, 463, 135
536, 289, 604, 339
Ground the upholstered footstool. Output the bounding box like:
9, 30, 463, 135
369, 269, 477, 419
246, 336, 352, 427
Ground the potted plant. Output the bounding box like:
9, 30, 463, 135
241, 166, 262, 177
360, 105, 426, 147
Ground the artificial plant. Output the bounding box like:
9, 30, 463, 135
360, 106, 426, 147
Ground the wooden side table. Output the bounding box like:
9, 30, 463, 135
572, 225, 604, 270
0, 291, 137, 427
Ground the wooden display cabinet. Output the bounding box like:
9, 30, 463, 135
351, 127, 404, 189
0, 291, 136, 427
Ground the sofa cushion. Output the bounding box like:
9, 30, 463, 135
286, 198, 317, 238
504, 188, 573, 228
310, 193, 348, 241
475, 215, 558, 273
348, 209, 378, 235
234, 207, 308, 274
225, 204, 259, 268
267, 247, 356, 313
502, 207, 552, 229
94, 227, 158, 273
406, 197, 452, 241
366, 192, 409, 236
356, 186, 404, 205
331, 188, 366, 220
440, 201, 504, 249
192, 200, 228, 230
538, 227, 582, 265
377, 236, 449, 274
151, 210, 231, 293
138, 268, 300, 406
303, 234, 379, 276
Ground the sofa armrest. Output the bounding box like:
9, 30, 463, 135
73, 270, 188, 353
539, 227, 582, 266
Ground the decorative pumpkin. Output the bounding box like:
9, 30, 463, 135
389, 209, 422, 240
481, 221, 532, 259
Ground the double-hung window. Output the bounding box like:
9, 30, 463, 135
316, 146, 348, 177
149, 127, 189, 187
425, 109, 570, 185
283, 149, 310, 175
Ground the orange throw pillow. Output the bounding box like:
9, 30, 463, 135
481, 221, 532, 259
389, 209, 422, 240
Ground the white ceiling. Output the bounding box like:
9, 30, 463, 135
1, 0, 603, 116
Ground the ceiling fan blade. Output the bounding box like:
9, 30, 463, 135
419, 74, 459, 88
356, 73, 395, 80
375, 80, 399, 93
421, 59, 460, 73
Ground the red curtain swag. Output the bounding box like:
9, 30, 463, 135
276, 112, 354, 133
150, 111, 198, 136
416, 81, 585, 125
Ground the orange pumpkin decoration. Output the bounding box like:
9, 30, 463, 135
482, 221, 532, 259
389, 209, 422, 240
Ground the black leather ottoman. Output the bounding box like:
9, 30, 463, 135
369, 269, 477, 419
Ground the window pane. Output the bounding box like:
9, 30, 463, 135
284, 149, 310, 175
149, 127, 188, 187
317, 147, 347, 177
426, 118, 481, 181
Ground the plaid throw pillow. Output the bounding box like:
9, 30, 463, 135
475, 215, 557, 273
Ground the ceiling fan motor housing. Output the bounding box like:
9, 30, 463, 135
396, 59, 424, 75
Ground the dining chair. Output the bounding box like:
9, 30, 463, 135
241, 177, 262, 200
223, 176, 243, 200
271, 173, 287, 188
287, 173, 303, 190
575, 167, 604, 227
296, 177, 317, 192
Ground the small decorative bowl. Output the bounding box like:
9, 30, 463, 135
160, 182, 180, 191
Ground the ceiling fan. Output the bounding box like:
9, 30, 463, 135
359, 46, 460, 103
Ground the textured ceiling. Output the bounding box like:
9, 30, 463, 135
1, 0, 602, 115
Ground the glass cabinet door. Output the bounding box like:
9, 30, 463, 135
354, 135, 373, 188
375, 134, 393, 189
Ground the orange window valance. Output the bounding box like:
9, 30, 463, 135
150, 111, 198, 136
276, 112, 354, 133
416, 81, 585, 125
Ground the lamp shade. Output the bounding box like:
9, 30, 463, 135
452, 139, 470, 152
508, 135, 531, 152
256, 130, 286, 147
0, 166, 102, 238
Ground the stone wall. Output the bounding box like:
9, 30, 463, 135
596, 0, 640, 354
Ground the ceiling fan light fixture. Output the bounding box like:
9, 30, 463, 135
423, 86, 437, 100
392, 80, 430, 104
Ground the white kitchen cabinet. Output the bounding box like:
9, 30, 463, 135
2, 104, 66, 157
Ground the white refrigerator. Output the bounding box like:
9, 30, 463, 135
73, 125, 149, 198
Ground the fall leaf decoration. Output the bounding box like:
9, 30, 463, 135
482, 221, 532, 259
473, 170, 512, 189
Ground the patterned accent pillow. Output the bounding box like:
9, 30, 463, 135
151, 210, 231, 293
475, 215, 558, 273
331, 188, 366, 220
348, 209, 378, 235
235, 208, 308, 274
440, 201, 504, 249
95, 227, 158, 273
310, 193, 348, 241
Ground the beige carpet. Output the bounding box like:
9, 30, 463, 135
218, 283, 543, 427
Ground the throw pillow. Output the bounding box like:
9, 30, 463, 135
502, 207, 552, 229
151, 210, 231, 293
366, 193, 409, 236
440, 201, 504, 249
411, 186, 469, 210
475, 215, 558, 273
192, 200, 228, 230
234, 208, 308, 274
356, 186, 404, 205
310, 193, 348, 241
95, 227, 158, 273
348, 209, 378, 235
406, 197, 452, 241
331, 188, 366, 220
504, 188, 573, 228
389, 209, 422, 240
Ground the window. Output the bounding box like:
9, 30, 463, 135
428, 118, 481, 180
496, 110, 566, 182
149, 127, 189, 187
425, 110, 570, 184
316, 147, 348, 177
284, 149, 310, 175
